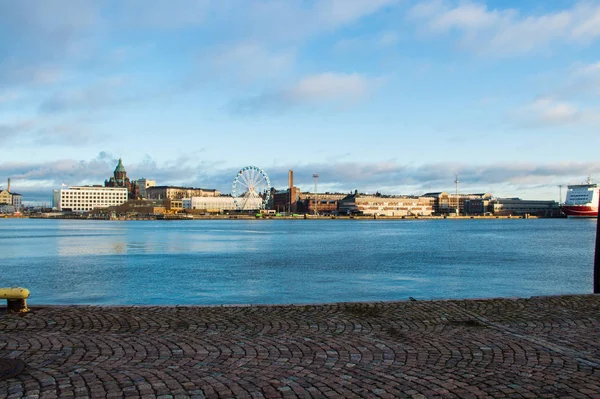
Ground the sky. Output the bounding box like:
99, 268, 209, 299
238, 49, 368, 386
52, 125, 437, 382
1, 0, 600, 204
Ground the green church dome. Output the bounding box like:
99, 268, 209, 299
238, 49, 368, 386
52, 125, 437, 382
115, 158, 126, 173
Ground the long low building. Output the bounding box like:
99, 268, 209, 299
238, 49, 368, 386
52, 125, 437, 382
182, 196, 263, 213
146, 186, 220, 200
464, 197, 560, 216
56, 186, 128, 212
338, 192, 434, 217
491, 198, 560, 217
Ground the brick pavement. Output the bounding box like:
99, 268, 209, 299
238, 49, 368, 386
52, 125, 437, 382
1, 295, 599, 398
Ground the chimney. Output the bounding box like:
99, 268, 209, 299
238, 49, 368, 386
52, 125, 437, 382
7, 178, 10, 192
288, 170, 294, 189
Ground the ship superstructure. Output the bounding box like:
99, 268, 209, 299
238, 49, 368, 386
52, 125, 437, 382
560, 177, 599, 218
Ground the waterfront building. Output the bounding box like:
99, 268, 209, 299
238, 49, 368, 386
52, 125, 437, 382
490, 198, 561, 217
272, 187, 301, 213
136, 178, 156, 198
0, 178, 22, 211
336, 192, 433, 216
146, 186, 220, 200
463, 198, 492, 215
0, 189, 11, 205
182, 196, 248, 213
271, 170, 300, 213
58, 186, 128, 212
167, 199, 183, 211
105, 158, 139, 199
53, 190, 60, 209
297, 193, 347, 214
358, 195, 433, 217
421, 192, 492, 215
337, 191, 362, 215
11, 193, 22, 210
89, 199, 166, 216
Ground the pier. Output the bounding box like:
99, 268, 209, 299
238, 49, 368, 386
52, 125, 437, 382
2, 295, 600, 398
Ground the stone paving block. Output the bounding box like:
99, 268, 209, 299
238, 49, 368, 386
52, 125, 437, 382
1, 295, 600, 398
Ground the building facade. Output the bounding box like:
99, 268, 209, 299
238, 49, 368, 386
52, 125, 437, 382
146, 186, 220, 200
182, 196, 258, 213
272, 187, 301, 213
11, 193, 22, 210
421, 192, 492, 215
136, 178, 156, 198
464, 198, 492, 215
58, 186, 128, 212
356, 195, 433, 216
0, 189, 11, 205
491, 198, 561, 217
336, 192, 434, 216
296, 193, 347, 214
0, 179, 22, 211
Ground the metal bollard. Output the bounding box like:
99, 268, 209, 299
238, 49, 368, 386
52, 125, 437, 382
1, 287, 30, 313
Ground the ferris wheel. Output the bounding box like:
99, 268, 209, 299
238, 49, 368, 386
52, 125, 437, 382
232, 166, 271, 210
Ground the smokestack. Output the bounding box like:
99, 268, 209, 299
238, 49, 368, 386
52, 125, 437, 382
288, 170, 294, 189
7, 178, 10, 192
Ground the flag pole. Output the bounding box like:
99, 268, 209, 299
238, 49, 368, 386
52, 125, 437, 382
594, 192, 600, 293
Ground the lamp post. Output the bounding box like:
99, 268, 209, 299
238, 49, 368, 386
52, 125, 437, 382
454, 175, 459, 216
595, 192, 600, 293
558, 185, 563, 205
312, 174, 319, 215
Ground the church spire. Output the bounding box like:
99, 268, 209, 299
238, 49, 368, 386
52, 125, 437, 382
115, 158, 126, 173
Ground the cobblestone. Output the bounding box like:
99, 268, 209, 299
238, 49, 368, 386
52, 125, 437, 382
1, 295, 599, 398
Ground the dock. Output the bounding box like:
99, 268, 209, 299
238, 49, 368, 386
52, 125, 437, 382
1, 295, 599, 398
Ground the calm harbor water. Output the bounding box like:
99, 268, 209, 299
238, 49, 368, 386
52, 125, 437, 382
0, 218, 596, 305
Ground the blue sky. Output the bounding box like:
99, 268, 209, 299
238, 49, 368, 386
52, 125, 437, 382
1, 0, 600, 203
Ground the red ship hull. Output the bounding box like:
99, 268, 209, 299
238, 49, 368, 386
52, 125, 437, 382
560, 205, 598, 218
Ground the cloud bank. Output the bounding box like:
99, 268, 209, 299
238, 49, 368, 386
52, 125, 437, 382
3, 153, 598, 203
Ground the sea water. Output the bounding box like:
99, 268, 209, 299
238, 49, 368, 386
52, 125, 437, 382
0, 218, 596, 305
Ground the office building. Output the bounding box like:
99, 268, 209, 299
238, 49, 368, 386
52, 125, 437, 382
58, 186, 128, 212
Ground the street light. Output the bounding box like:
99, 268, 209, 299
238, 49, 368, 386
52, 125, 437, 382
312, 174, 319, 215
454, 175, 459, 215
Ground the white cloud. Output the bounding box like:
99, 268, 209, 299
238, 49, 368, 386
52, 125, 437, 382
285, 73, 376, 103
517, 97, 596, 127
0, 90, 21, 104
245, 0, 399, 42
113, 0, 214, 29
408, 1, 600, 56
314, 0, 399, 28
378, 31, 400, 47
230, 72, 383, 113
335, 31, 400, 50
209, 42, 296, 84
569, 61, 600, 95
38, 77, 126, 114
5, 155, 600, 202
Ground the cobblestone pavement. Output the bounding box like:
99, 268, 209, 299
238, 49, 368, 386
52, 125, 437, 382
1, 295, 600, 399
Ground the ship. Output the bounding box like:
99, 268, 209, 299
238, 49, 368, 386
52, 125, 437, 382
560, 177, 599, 218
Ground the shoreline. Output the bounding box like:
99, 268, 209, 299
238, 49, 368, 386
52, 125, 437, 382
7, 214, 559, 221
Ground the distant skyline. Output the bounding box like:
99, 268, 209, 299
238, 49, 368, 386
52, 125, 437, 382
1, 0, 600, 204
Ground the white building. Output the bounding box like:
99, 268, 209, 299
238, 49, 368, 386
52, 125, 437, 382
53, 190, 60, 209
356, 195, 433, 217
58, 186, 128, 212
11, 193, 22, 210
136, 178, 156, 198
182, 196, 263, 213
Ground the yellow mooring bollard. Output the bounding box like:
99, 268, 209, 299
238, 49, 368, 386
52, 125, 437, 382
0, 287, 30, 313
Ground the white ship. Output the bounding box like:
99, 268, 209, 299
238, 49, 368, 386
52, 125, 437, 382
561, 177, 599, 218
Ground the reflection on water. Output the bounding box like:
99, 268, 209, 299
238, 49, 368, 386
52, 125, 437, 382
0, 218, 596, 305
